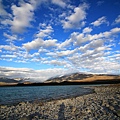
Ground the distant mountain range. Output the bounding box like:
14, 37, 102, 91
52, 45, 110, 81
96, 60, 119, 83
0, 77, 30, 86
45, 73, 120, 83
0, 73, 120, 86
0, 77, 19, 83
45, 73, 93, 83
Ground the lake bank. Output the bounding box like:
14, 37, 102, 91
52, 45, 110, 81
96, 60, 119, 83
0, 84, 120, 120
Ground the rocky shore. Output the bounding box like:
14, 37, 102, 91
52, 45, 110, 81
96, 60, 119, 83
0, 84, 120, 120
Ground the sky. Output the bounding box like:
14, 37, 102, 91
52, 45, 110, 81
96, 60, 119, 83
0, 0, 120, 82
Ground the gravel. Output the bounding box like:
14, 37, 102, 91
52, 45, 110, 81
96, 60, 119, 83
0, 84, 120, 120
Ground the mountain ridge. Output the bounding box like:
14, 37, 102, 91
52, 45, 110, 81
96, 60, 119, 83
45, 73, 120, 83
0, 73, 120, 86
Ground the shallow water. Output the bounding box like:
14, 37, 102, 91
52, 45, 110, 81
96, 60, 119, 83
0, 85, 93, 105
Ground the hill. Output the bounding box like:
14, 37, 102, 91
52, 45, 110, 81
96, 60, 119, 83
45, 73, 120, 84
0, 77, 20, 83
0, 77, 31, 86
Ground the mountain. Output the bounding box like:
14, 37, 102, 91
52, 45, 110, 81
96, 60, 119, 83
0, 77, 31, 86
45, 73, 93, 83
0, 77, 19, 83
45, 73, 120, 84
0, 73, 120, 86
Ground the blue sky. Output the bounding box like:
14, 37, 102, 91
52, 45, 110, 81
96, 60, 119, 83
0, 0, 120, 81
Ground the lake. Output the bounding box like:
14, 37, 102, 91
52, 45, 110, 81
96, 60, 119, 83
0, 85, 93, 105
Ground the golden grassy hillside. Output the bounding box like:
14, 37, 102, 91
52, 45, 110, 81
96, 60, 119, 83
68, 75, 120, 82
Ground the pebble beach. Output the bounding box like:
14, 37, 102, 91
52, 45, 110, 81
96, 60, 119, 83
0, 84, 120, 120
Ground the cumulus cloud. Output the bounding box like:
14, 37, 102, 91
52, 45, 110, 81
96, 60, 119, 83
0, 44, 19, 51
3, 33, 18, 41
0, 0, 8, 16
103, 27, 120, 38
91, 16, 109, 26
1, 25, 120, 76
0, 1, 120, 76
0, 0, 12, 28
83, 27, 92, 33
113, 15, 120, 24
0, 66, 72, 82
23, 24, 56, 51
57, 38, 72, 49
0, 0, 43, 33
1, 54, 16, 58
67, 50, 120, 74
79, 39, 104, 52
70, 32, 90, 45
36, 24, 53, 38
10, 1, 34, 33
43, 59, 67, 66
61, 3, 89, 29
23, 38, 57, 51
51, 0, 66, 8
57, 49, 77, 57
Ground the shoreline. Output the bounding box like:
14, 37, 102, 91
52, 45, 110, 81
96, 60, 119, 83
0, 79, 120, 87
0, 84, 120, 120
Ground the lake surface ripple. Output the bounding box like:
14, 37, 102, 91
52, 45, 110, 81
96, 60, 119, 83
0, 85, 93, 105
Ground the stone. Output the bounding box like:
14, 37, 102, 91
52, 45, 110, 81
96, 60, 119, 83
0, 85, 120, 120
87, 109, 91, 113
116, 110, 120, 117
72, 107, 76, 113
109, 106, 114, 111
19, 116, 30, 120
0, 105, 7, 109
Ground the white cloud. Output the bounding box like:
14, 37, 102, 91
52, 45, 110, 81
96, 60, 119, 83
0, 0, 12, 27
57, 38, 72, 49
3, 33, 18, 41
23, 38, 57, 51
0, 19, 11, 26
91, 16, 109, 26
70, 32, 90, 45
0, 0, 45, 33
0, 0, 8, 16
36, 24, 53, 38
5, 27, 120, 75
0, 1, 120, 77
38, 48, 49, 53
62, 3, 89, 29
51, 0, 66, 8
23, 24, 56, 51
23, 38, 42, 51
68, 51, 120, 74
103, 27, 120, 38
79, 39, 104, 52
43, 59, 67, 66
84, 27, 120, 40
110, 27, 120, 34
1, 54, 16, 58
10, 1, 34, 33
76, 33, 89, 45
113, 15, 120, 24
0, 44, 18, 51
44, 39, 57, 47
59, 12, 66, 18
83, 27, 92, 33
0, 66, 72, 82
57, 49, 77, 57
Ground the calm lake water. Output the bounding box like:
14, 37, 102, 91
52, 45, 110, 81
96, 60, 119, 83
0, 85, 93, 105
